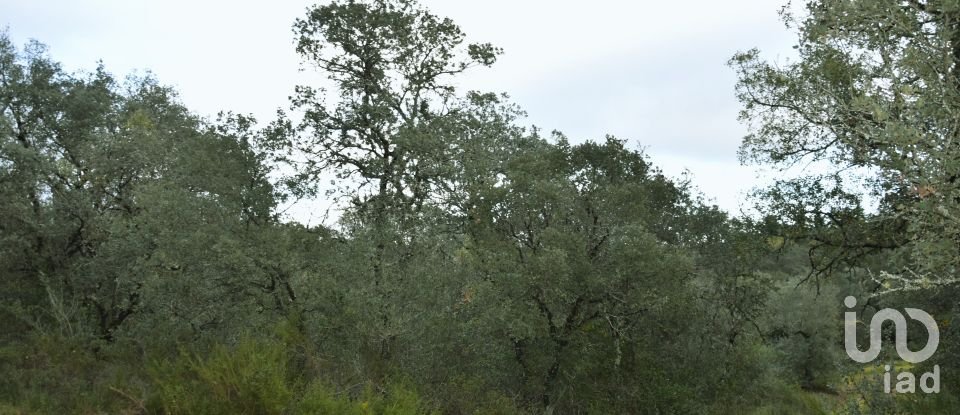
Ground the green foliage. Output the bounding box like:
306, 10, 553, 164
732, 0, 960, 290
145, 334, 441, 415
0, 333, 148, 414
6, 0, 960, 413
149, 338, 294, 414
298, 382, 436, 415
741, 383, 831, 415
731, 0, 960, 412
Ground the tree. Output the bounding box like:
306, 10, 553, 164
0, 32, 286, 345
732, 0, 960, 292
270, 0, 501, 219
733, 4, 960, 407
264, 0, 503, 364
448, 134, 745, 412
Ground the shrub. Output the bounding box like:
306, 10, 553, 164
148, 337, 293, 414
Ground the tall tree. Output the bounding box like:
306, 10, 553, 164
271, 0, 501, 220
265, 0, 502, 363
732, 0, 960, 292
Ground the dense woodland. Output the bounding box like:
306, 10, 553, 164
3, 0, 960, 413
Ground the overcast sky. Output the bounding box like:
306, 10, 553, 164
2, 0, 798, 224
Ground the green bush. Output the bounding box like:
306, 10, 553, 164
0, 333, 146, 414
147, 335, 439, 415
296, 381, 435, 415
148, 337, 294, 414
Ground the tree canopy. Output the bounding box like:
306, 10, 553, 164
2, 0, 960, 413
